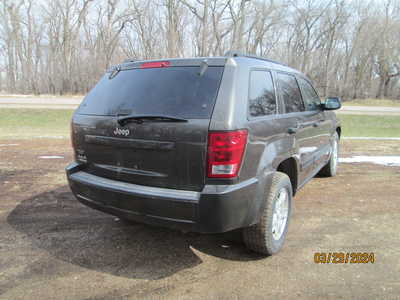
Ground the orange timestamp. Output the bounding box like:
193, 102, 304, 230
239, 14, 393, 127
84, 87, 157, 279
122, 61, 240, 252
314, 252, 375, 264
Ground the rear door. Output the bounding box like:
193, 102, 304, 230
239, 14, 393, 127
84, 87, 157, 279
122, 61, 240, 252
72, 64, 224, 191
276, 72, 321, 182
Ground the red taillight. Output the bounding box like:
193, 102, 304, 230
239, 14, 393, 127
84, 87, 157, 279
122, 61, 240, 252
140, 61, 170, 69
207, 130, 248, 178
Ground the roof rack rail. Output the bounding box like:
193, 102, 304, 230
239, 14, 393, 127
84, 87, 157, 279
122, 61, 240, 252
224, 50, 287, 67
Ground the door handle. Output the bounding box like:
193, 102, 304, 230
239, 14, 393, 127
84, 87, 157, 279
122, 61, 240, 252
313, 119, 325, 127
288, 126, 299, 134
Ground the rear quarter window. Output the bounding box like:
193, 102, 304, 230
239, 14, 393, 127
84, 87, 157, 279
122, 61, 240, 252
248, 70, 276, 117
77, 66, 224, 119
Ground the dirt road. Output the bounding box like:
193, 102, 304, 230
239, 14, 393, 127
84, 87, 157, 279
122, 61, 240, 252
339, 105, 400, 116
0, 139, 399, 299
0, 97, 81, 109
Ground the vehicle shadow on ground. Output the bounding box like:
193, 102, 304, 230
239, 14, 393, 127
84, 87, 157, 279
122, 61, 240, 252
7, 186, 263, 280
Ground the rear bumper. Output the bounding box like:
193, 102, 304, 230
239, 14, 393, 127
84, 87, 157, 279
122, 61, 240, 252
66, 162, 258, 233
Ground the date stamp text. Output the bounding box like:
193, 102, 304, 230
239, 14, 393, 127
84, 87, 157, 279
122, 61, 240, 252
314, 252, 375, 264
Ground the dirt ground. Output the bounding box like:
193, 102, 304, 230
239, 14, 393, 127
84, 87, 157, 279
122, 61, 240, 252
0, 139, 399, 300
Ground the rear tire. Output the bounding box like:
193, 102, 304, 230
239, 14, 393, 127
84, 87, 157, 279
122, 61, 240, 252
243, 172, 292, 256
319, 132, 339, 177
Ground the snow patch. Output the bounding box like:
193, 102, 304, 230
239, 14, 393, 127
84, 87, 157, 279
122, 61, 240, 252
39, 155, 64, 159
339, 156, 400, 167
343, 137, 400, 141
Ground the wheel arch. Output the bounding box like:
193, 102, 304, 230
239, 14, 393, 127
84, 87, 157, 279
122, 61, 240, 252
336, 126, 341, 138
276, 157, 299, 195
246, 144, 300, 226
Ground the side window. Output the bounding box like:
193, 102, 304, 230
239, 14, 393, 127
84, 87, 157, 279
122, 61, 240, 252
277, 73, 304, 113
248, 70, 276, 117
298, 77, 321, 111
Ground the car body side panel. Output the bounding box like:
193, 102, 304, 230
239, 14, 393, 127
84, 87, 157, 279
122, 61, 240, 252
208, 59, 305, 226
208, 58, 241, 130
242, 134, 301, 225
176, 56, 337, 227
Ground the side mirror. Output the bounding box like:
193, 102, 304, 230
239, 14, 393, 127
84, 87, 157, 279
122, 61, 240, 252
322, 97, 342, 110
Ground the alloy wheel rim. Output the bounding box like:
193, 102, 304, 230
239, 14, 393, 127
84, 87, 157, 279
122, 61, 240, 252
272, 188, 289, 241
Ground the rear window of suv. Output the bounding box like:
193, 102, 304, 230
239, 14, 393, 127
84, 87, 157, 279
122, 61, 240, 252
77, 66, 224, 119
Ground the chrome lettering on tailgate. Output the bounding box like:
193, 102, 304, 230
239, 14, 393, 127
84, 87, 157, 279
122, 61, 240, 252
113, 127, 130, 136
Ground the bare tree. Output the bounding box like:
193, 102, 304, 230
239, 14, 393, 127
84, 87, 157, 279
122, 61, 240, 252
228, 0, 250, 52
374, 0, 400, 98
0, 0, 399, 101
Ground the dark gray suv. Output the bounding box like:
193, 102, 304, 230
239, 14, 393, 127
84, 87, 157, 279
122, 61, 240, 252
66, 53, 341, 255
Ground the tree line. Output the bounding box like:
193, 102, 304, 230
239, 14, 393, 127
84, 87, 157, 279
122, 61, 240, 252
1, 0, 399, 100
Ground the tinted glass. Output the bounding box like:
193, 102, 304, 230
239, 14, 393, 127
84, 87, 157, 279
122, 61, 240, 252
248, 70, 276, 117
277, 73, 304, 113
77, 66, 224, 118
298, 77, 321, 111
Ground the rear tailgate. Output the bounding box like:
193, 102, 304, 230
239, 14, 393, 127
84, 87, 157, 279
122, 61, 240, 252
71, 63, 224, 191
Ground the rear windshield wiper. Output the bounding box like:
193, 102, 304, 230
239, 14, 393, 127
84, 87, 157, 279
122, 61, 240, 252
117, 114, 188, 126
108, 65, 121, 79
